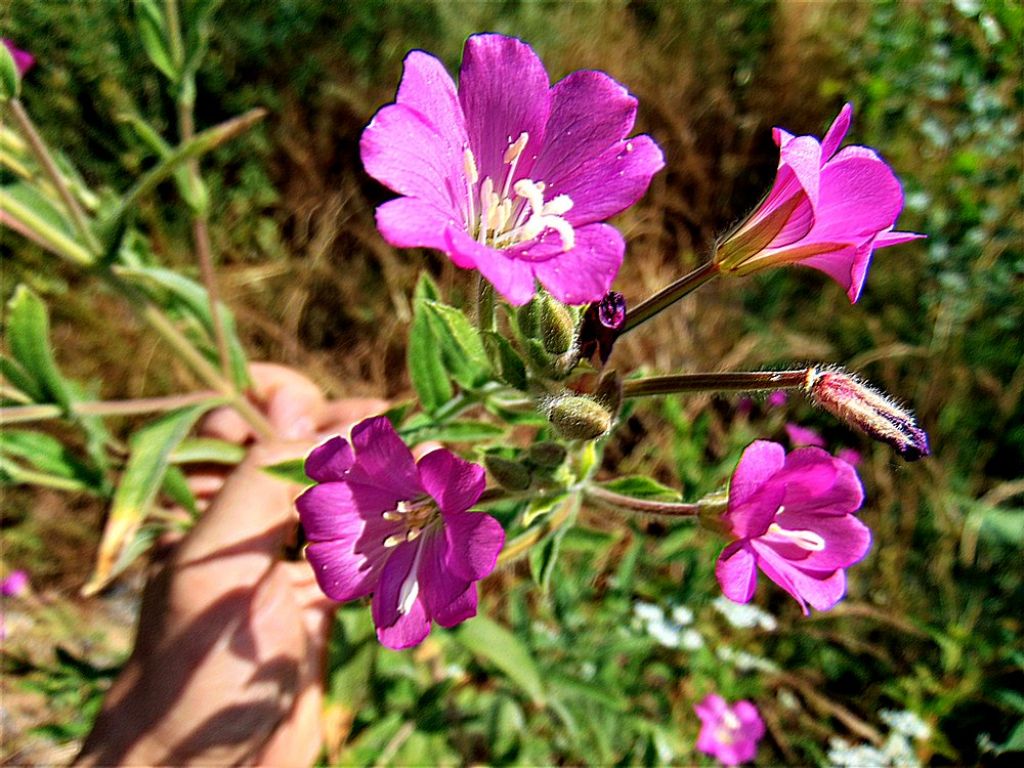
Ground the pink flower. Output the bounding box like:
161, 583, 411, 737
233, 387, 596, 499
694, 693, 765, 766
2, 39, 35, 76
715, 440, 871, 614
837, 447, 862, 467
784, 422, 826, 448
714, 103, 923, 302
296, 416, 505, 650
0, 569, 30, 597
766, 390, 789, 409
361, 34, 664, 306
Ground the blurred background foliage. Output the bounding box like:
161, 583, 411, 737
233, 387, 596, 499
2, 0, 1021, 765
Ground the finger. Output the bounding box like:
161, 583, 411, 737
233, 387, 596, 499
248, 362, 327, 439
198, 404, 253, 444
316, 398, 390, 433
186, 470, 229, 499
173, 441, 313, 574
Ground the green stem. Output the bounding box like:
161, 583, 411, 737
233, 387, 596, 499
623, 259, 720, 332
100, 269, 276, 439
5, 98, 101, 256
622, 368, 811, 399
101, 108, 266, 237
583, 484, 701, 518
476, 275, 496, 333
0, 391, 223, 425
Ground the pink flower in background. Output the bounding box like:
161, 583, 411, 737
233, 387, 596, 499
784, 422, 826, 448
766, 390, 789, 409
361, 33, 664, 305
694, 693, 765, 766
2, 39, 35, 75
714, 103, 923, 302
716, 440, 871, 614
837, 447, 862, 467
297, 416, 505, 650
0, 569, 30, 597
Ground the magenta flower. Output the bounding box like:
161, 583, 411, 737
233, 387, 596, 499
714, 103, 923, 302
361, 33, 664, 306
715, 440, 871, 614
837, 447, 862, 467
694, 693, 765, 766
0, 569, 30, 597
296, 416, 505, 650
766, 390, 789, 409
2, 39, 35, 75
784, 422, 826, 448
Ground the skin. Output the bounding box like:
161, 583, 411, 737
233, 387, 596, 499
76, 364, 388, 767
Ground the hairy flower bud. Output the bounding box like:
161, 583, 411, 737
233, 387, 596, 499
527, 441, 567, 468
539, 296, 576, 355
806, 368, 930, 460
484, 455, 532, 491
547, 394, 612, 441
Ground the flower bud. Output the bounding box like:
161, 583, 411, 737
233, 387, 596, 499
527, 441, 567, 468
484, 455, 532, 491
539, 296, 576, 355
806, 368, 930, 460
547, 394, 612, 441
516, 300, 538, 339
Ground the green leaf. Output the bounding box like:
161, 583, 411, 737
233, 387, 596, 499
0, 428, 103, 492
528, 522, 568, 594
118, 265, 250, 388
421, 300, 491, 389
0, 355, 44, 402
600, 475, 681, 501
5, 286, 73, 409
408, 298, 452, 414
0, 38, 21, 100
262, 458, 310, 486
453, 615, 547, 706
135, 0, 179, 81
169, 437, 246, 465
413, 271, 441, 302
482, 331, 528, 391
83, 404, 211, 595
523, 492, 569, 527
403, 420, 504, 446
162, 466, 198, 518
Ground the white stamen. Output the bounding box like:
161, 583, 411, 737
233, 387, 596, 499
383, 533, 406, 548
766, 523, 826, 552
406, 526, 422, 542
513, 179, 546, 215
397, 542, 425, 615
382, 511, 403, 521
544, 194, 573, 216
721, 709, 741, 730
463, 148, 479, 184
503, 131, 529, 164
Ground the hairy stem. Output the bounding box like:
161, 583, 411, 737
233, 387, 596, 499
623, 259, 720, 332
583, 484, 702, 517
622, 368, 811, 399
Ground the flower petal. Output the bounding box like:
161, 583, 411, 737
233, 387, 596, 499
753, 541, 849, 613
445, 226, 537, 305
525, 223, 625, 305
375, 197, 457, 252
543, 134, 664, 226
771, 510, 872, 571
305, 436, 354, 483
459, 34, 550, 186
348, 416, 422, 500
729, 440, 787, 509
396, 49, 469, 154
417, 449, 485, 515
419, 530, 479, 627
360, 103, 462, 215
777, 134, 823, 210
305, 539, 386, 603
820, 103, 853, 161
372, 541, 432, 650
812, 155, 904, 239
442, 508, 505, 582
716, 542, 759, 603
775, 447, 864, 516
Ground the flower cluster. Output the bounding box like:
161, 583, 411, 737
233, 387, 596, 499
694, 693, 766, 766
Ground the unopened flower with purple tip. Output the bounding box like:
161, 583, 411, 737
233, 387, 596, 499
694, 693, 765, 766
361, 34, 664, 306
714, 103, 923, 302
2, 39, 35, 76
296, 416, 505, 650
715, 440, 871, 614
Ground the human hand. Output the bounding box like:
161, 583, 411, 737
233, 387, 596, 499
76, 364, 387, 767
